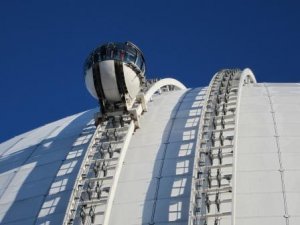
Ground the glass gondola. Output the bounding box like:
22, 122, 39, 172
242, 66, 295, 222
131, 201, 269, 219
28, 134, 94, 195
84, 41, 146, 76
84, 41, 147, 114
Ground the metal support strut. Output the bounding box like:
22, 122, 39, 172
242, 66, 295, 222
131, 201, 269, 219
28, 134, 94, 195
63, 78, 187, 225
188, 69, 256, 225
64, 115, 133, 225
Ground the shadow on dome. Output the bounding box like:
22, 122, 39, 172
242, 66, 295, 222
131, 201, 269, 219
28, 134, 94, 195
141, 87, 206, 224
0, 108, 97, 225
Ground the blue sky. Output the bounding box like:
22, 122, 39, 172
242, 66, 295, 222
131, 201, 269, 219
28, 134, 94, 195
0, 0, 299, 142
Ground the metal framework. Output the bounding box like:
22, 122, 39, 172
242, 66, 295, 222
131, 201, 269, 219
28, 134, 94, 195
63, 69, 258, 225
63, 78, 186, 225
188, 68, 256, 225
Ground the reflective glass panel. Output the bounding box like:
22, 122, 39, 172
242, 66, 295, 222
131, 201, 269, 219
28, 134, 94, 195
136, 54, 142, 69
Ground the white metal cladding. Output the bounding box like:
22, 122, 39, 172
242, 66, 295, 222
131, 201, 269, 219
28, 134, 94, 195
0, 78, 189, 225
1, 69, 300, 225
99, 60, 122, 102
108, 87, 206, 225
61, 78, 188, 225
0, 110, 97, 225
187, 68, 257, 225
234, 83, 300, 225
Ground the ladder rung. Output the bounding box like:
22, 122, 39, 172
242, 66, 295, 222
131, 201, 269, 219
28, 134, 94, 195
199, 144, 234, 152
202, 127, 234, 133
85, 175, 114, 182
200, 211, 232, 218
90, 157, 119, 163
195, 186, 232, 194
78, 198, 108, 206
198, 163, 233, 169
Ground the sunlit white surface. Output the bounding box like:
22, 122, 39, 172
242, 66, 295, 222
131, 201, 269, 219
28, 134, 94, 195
123, 63, 142, 100
99, 60, 121, 102
235, 83, 300, 225
84, 60, 142, 103
0, 109, 97, 225
85, 68, 98, 99
1, 81, 300, 225
109, 87, 206, 225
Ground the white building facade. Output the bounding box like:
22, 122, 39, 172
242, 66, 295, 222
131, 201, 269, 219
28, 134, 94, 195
0, 69, 299, 225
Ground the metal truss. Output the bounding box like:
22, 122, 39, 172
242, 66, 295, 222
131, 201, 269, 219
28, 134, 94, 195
188, 68, 256, 225
63, 78, 186, 225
